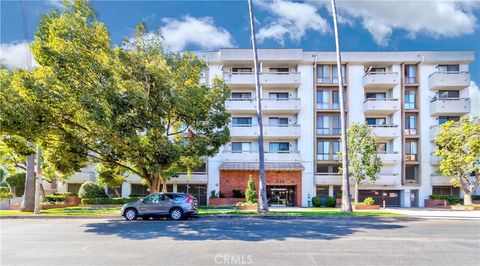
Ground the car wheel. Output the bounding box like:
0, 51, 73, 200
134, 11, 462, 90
169, 208, 183, 220
124, 208, 138, 221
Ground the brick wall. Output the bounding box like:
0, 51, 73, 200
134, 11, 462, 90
219, 170, 302, 206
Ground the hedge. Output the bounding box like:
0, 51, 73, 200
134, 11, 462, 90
81, 197, 140, 205
78, 182, 108, 199
429, 195, 462, 205
472, 195, 480, 200
5, 173, 26, 197
312, 196, 336, 207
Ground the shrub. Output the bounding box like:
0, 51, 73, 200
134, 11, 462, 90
5, 172, 26, 197
326, 196, 336, 207
235, 202, 257, 207
311, 196, 321, 207
78, 182, 108, 199
0, 189, 13, 200
44, 194, 68, 204
363, 197, 375, 206
209, 190, 217, 199
232, 189, 243, 198
471, 195, 480, 200
429, 195, 462, 205
244, 175, 257, 204
81, 197, 140, 205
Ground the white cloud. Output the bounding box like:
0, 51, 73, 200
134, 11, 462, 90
256, 0, 329, 44
160, 16, 234, 51
0, 41, 36, 69
469, 81, 480, 116
318, 0, 479, 46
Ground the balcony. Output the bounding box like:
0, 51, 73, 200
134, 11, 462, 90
364, 174, 400, 186
363, 72, 399, 90
262, 98, 301, 114
169, 174, 208, 184
430, 175, 452, 186
404, 154, 418, 162
264, 124, 301, 139
430, 98, 471, 115
229, 125, 258, 139
315, 173, 342, 185
429, 71, 471, 90
222, 150, 301, 162
316, 102, 340, 111
378, 152, 400, 165
223, 72, 301, 88
369, 125, 400, 139
226, 98, 256, 113
363, 98, 400, 114
317, 154, 340, 162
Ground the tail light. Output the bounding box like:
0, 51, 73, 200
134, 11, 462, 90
186, 196, 192, 203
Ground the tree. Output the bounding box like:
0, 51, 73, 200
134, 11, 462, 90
96, 163, 126, 197
339, 123, 382, 204
1, 1, 230, 195
434, 116, 480, 205
245, 175, 257, 204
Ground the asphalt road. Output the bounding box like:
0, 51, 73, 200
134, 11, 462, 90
1, 216, 479, 266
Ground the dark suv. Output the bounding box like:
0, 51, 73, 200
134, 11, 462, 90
121, 193, 198, 221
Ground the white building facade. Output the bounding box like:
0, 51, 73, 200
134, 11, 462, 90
57, 49, 478, 207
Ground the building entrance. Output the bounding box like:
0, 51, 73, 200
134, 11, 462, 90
267, 186, 296, 206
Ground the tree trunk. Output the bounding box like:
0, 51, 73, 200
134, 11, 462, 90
464, 192, 472, 205
40, 183, 45, 202
114, 188, 120, 198
20, 154, 35, 212
354, 181, 359, 204
161, 178, 167, 193
148, 178, 159, 194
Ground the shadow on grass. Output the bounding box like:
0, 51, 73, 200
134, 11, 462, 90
83, 216, 414, 241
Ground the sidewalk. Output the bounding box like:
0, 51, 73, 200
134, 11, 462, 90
385, 207, 480, 220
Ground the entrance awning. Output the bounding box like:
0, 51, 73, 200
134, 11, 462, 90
219, 162, 304, 171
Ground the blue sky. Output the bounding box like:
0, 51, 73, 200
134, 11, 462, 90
1, 0, 479, 83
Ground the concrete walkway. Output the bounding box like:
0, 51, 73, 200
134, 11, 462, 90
385, 207, 480, 220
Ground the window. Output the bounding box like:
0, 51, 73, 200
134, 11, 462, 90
432, 186, 460, 197
405, 115, 417, 135
317, 64, 346, 84
366, 92, 386, 99
405, 65, 417, 84
317, 90, 340, 109
232, 117, 252, 126
67, 183, 82, 194
107, 187, 123, 198
316, 164, 339, 174
232, 67, 252, 73
370, 67, 386, 73
269, 117, 289, 126
317, 141, 330, 160
199, 70, 207, 84
180, 162, 207, 173
439, 116, 460, 125
332, 141, 340, 160
332, 90, 339, 109
405, 140, 418, 161
143, 194, 162, 203
231, 92, 252, 99
332, 115, 340, 135
437, 65, 459, 73
366, 118, 386, 126
405, 166, 419, 181
231, 142, 251, 153
269, 142, 290, 153
404, 90, 416, 109
438, 90, 460, 98
378, 142, 387, 153
317, 115, 330, 135
316, 186, 329, 197
269, 92, 289, 100
269, 67, 290, 73
131, 184, 149, 197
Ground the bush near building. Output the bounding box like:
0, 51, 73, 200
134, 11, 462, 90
0, 187, 13, 200
81, 197, 140, 205
44, 192, 76, 204
429, 195, 462, 205
312, 196, 336, 207
78, 182, 108, 199
245, 175, 257, 204
5, 172, 25, 197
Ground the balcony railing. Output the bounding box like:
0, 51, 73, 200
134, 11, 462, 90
404, 154, 418, 161
363, 72, 399, 89
223, 71, 301, 86
316, 128, 341, 136
222, 149, 301, 162
378, 151, 400, 164
317, 77, 346, 85
363, 98, 400, 114
404, 128, 418, 136
430, 97, 471, 115
316, 102, 340, 110
317, 154, 340, 161
429, 71, 470, 90
369, 124, 400, 138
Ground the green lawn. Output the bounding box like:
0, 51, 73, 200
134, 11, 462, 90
1, 207, 403, 217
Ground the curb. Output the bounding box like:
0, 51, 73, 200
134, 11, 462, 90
0, 215, 121, 220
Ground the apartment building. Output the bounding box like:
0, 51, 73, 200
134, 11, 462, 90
57, 49, 477, 207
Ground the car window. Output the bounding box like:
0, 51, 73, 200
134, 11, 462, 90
143, 194, 160, 203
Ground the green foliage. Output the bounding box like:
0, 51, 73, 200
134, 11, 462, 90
96, 163, 126, 192
235, 202, 258, 207
44, 195, 68, 204
326, 196, 336, 207
0, 187, 13, 200
472, 195, 480, 200
5, 172, 25, 197
209, 190, 217, 199
363, 197, 375, 206
0, 0, 230, 194
434, 116, 480, 203
245, 175, 257, 204
339, 123, 382, 184
81, 197, 140, 205
78, 182, 108, 199
311, 196, 321, 207
429, 195, 462, 205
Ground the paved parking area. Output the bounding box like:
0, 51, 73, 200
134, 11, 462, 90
1, 216, 479, 265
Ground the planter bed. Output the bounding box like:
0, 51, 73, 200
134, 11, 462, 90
209, 198, 243, 206
234, 206, 257, 211
424, 199, 450, 208
354, 205, 380, 210
450, 205, 478, 211
41, 203, 78, 210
